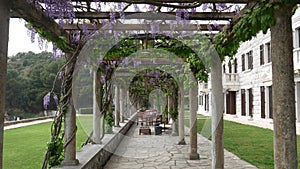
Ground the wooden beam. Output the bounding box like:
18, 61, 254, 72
68, 0, 251, 3
74, 11, 234, 20
10, 0, 75, 52
63, 23, 226, 31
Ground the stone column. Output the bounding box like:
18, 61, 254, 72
189, 73, 200, 160
178, 83, 186, 145
211, 51, 224, 168
93, 71, 101, 144
115, 85, 120, 127
271, 4, 298, 168
120, 87, 124, 122
296, 83, 300, 122
62, 102, 79, 165
0, 1, 9, 167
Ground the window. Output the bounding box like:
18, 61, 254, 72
260, 45, 264, 65
234, 58, 238, 73
247, 50, 253, 69
266, 43, 271, 63
228, 62, 232, 73
242, 54, 245, 71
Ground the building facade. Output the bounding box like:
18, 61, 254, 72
198, 9, 300, 123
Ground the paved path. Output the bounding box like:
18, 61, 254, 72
4, 119, 53, 130
104, 125, 257, 169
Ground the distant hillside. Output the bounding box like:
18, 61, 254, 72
6, 51, 64, 119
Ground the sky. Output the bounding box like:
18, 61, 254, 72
8, 18, 52, 56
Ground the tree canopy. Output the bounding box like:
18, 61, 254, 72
5, 51, 63, 119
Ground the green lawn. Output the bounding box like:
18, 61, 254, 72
4, 115, 300, 169
188, 116, 300, 169
4, 119, 88, 169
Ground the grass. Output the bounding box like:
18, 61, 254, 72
4, 115, 300, 169
3, 119, 88, 169
186, 116, 300, 169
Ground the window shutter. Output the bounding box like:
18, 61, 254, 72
260, 45, 264, 65
242, 54, 245, 71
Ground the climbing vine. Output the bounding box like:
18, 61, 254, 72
214, 0, 298, 59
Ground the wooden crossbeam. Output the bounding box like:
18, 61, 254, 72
68, 11, 234, 20
63, 23, 225, 31
10, 0, 75, 52
69, 0, 251, 3
10, 11, 235, 21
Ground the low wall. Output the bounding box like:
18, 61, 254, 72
4, 116, 55, 126
55, 113, 137, 169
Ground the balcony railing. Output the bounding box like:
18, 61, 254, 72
199, 83, 208, 92
223, 73, 239, 83
223, 73, 239, 90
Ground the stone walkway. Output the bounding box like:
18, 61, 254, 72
4, 118, 53, 130
104, 125, 257, 169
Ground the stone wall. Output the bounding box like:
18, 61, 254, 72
54, 113, 137, 169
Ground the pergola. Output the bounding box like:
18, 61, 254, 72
0, 0, 298, 169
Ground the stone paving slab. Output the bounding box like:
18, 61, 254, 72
104, 125, 257, 169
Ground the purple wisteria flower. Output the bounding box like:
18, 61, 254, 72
176, 9, 182, 23
110, 11, 116, 24
234, 5, 240, 14
100, 76, 105, 84
53, 94, 59, 105
133, 4, 141, 12
150, 23, 160, 37
202, 4, 208, 11
149, 5, 155, 11
43, 92, 51, 109
134, 61, 142, 68
213, 22, 221, 30
191, 8, 197, 13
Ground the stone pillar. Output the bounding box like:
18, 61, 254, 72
211, 52, 224, 168
178, 83, 186, 145
296, 83, 300, 122
271, 4, 298, 168
93, 71, 101, 144
62, 102, 79, 166
189, 73, 200, 160
115, 85, 120, 127
120, 87, 124, 122
0, 1, 9, 167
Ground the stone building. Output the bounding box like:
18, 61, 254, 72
198, 8, 300, 124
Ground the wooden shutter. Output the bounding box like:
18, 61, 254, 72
241, 89, 246, 116
260, 45, 264, 65
249, 88, 253, 117
226, 93, 230, 114
261, 86, 266, 118
242, 54, 245, 71
269, 86, 273, 118
234, 58, 238, 73
230, 91, 236, 115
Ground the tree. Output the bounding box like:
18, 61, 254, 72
5, 52, 64, 119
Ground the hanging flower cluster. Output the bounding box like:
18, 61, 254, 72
43, 92, 59, 109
